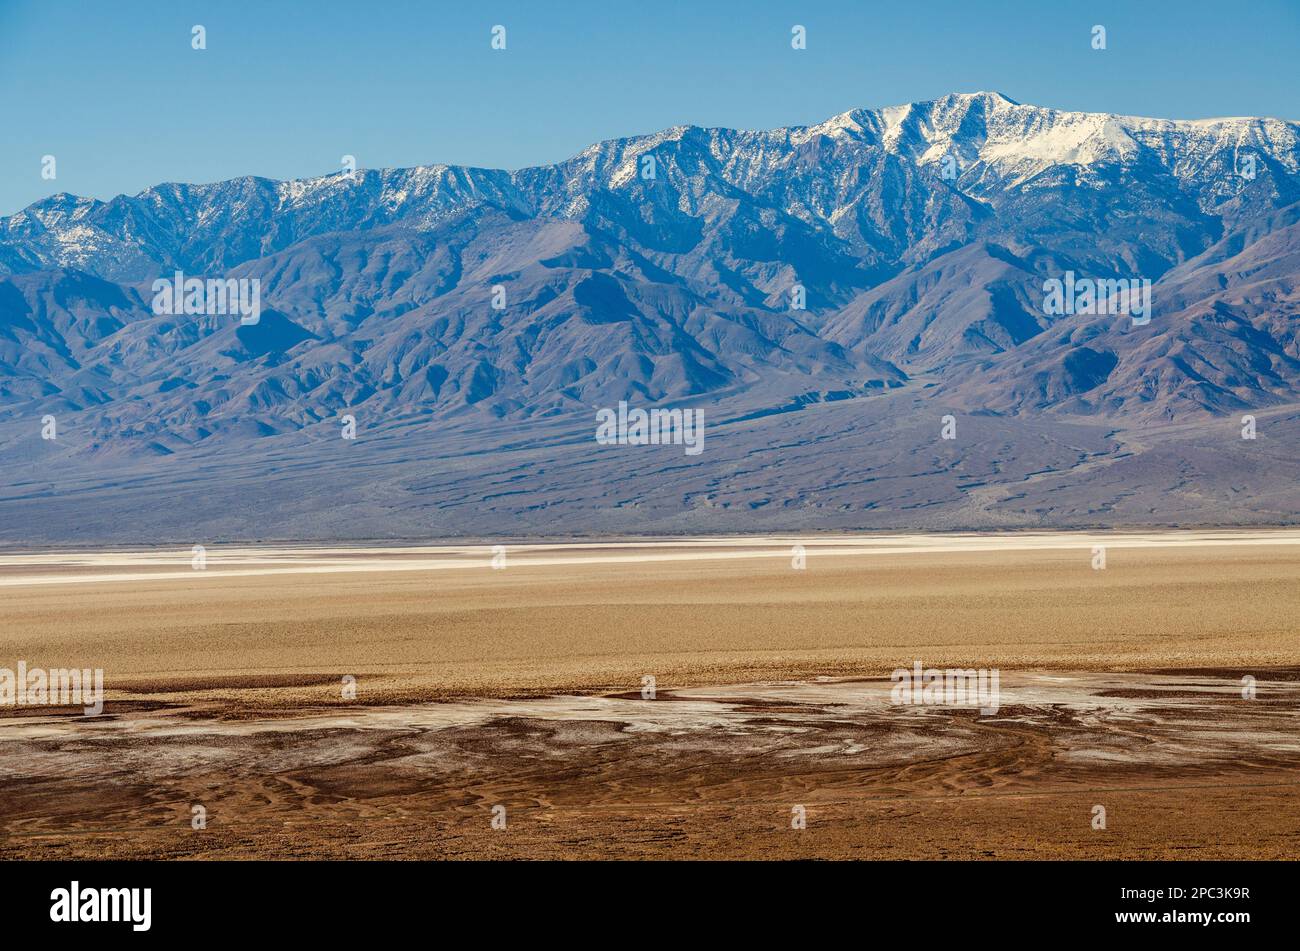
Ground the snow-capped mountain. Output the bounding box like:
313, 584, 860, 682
8, 91, 1299, 276
2, 92, 1299, 541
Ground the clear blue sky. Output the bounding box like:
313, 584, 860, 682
2, 0, 1299, 215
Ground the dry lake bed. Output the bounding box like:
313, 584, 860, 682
2, 531, 1298, 859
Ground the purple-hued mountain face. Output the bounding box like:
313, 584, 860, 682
2, 92, 1299, 543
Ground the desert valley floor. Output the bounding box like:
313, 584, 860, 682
1, 531, 1298, 859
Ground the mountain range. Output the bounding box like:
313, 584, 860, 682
2, 91, 1299, 543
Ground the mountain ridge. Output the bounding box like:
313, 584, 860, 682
1, 92, 1298, 541
8, 91, 1300, 277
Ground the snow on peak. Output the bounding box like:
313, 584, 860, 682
982, 111, 1141, 168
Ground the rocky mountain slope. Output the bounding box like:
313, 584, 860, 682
1, 92, 1297, 540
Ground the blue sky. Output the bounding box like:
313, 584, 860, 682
2, 0, 1298, 214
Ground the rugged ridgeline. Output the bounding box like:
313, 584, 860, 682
1, 92, 1299, 542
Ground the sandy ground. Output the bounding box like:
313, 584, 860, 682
1, 531, 1298, 859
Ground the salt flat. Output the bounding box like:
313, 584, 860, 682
3, 670, 1298, 860
1, 530, 1298, 704
2, 528, 1298, 587
3, 530, 1298, 859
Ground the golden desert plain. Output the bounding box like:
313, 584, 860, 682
1, 530, 1299, 859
